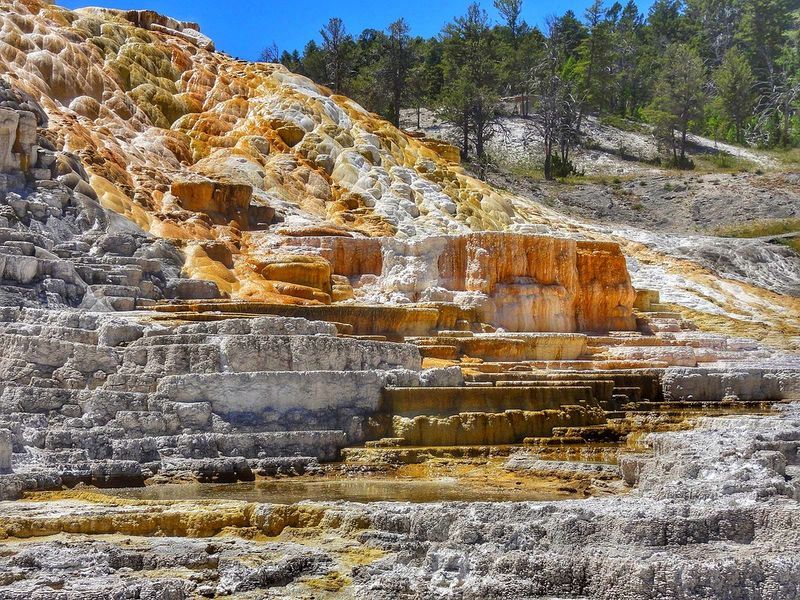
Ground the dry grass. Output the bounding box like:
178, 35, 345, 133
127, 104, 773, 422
780, 237, 800, 253
713, 217, 800, 239
693, 153, 761, 174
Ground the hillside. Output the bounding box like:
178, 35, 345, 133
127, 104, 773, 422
405, 108, 800, 332
0, 0, 796, 349
1, 3, 800, 599
402, 108, 797, 233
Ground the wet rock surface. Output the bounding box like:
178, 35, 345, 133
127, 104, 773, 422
0, 405, 797, 598
0, 3, 798, 599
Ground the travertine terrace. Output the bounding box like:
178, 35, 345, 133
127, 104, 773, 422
0, 1, 799, 598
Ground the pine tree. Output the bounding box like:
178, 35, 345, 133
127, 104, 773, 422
648, 0, 692, 50
298, 41, 327, 83
740, 0, 794, 80
714, 47, 756, 143
577, 0, 616, 122
685, 0, 743, 65
647, 43, 707, 165
494, 0, 525, 102
612, 1, 647, 116
440, 3, 501, 163
407, 38, 444, 128
551, 10, 587, 62
530, 18, 581, 179
320, 17, 353, 93
279, 50, 303, 74
385, 19, 413, 127
349, 29, 389, 116
494, 0, 523, 38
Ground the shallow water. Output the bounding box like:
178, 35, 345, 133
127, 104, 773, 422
105, 407, 778, 505
107, 477, 571, 503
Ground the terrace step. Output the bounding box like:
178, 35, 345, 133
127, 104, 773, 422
391, 405, 606, 446
383, 385, 598, 418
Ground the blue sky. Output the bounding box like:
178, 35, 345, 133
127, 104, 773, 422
60, 0, 656, 60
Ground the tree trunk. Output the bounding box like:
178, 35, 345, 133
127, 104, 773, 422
680, 125, 688, 163
544, 136, 553, 180
393, 80, 402, 127
461, 110, 470, 160
783, 98, 791, 147
475, 108, 485, 161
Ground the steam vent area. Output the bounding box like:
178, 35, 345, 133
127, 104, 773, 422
0, 2, 799, 598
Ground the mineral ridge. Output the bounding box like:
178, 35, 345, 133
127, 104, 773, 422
0, 2, 798, 598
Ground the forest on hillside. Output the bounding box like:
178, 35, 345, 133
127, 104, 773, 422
262, 0, 800, 178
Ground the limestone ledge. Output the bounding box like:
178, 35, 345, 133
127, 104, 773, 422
277, 232, 637, 333
0, 406, 799, 598
0, 0, 795, 342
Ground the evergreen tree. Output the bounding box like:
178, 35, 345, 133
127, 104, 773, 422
647, 43, 707, 165
279, 50, 303, 74
648, 0, 692, 49
320, 17, 354, 93
742, 1, 798, 145
685, 0, 743, 65
407, 38, 444, 127
714, 47, 756, 142
494, 0, 523, 37
494, 0, 525, 101
385, 18, 413, 127
530, 18, 581, 179
577, 0, 616, 123
440, 3, 501, 163
349, 29, 389, 115
612, 1, 648, 116
298, 41, 327, 83
276, 0, 800, 152
515, 26, 546, 116
551, 10, 587, 61
740, 0, 795, 80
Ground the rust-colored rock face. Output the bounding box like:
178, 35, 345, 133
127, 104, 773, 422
170, 177, 252, 228
283, 233, 636, 332
280, 236, 384, 278
575, 241, 637, 332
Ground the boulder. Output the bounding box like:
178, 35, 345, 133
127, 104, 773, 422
164, 278, 222, 300
171, 176, 252, 228
0, 429, 11, 472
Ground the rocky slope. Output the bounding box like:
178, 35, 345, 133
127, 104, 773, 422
0, 3, 799, 599
404, 109, 800, 339
1, 404, 798, 598
0, 0, 796, 347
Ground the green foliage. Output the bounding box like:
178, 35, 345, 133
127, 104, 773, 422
779, 237, 800, 254
713, 48, 756, 144
551, 153, 583, 178
697, 152, 762, 172
439, 3, 502, 161
647, 43, 707, 166
576, 0, 616, 116
321, 17, 355, 94
267, 0, 800, 158
599, 114, 648, 133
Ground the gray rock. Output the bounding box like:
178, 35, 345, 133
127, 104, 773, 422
0, 429, 11, 472
95, 232, 138, 256
164, 278, 221, 300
